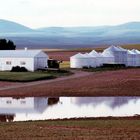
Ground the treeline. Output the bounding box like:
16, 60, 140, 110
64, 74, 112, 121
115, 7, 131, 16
0, 39, 16, 50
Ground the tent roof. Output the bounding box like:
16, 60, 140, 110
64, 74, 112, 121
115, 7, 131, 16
0, 50, 48, 58
71, 53, 85, 58
104, 45, 127, 53
117, 46, 127, 51
127, 50, 136, 55
101, 51, 115, 57
131, 49, 140, 54
89, 50, 101, 57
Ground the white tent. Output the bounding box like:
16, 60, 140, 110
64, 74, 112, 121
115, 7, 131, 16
0, 50, 48, 71
70, 53, 92, 68
83, 53, 97, 68
89, 50, 103, 67
131, 49, 140, 66
126, 50, 136, 67
103, 45, 127, 65
101, 51, 115, 64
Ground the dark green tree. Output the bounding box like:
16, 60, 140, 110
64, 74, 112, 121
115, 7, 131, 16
0, 39, 16, 50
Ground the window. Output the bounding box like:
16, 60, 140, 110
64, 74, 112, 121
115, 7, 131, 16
6, 61, 12, 65
6, 100, 12, 104
20, 61, 26, 65
20, 101, 26, 104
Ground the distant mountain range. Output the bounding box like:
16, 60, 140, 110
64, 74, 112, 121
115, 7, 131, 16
0, 19, 140, 49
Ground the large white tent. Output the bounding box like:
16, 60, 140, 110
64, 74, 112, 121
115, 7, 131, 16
101, 51, 115, 64
131, 49, 140, 66
126, 50, 136, 67
83, 53, 97, 68
102, 45, 127, 65
70, 53, 94, 68
89, 50, 103, 67
70, 46, 140, 68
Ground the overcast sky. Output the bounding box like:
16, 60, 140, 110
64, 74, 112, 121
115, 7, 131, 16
0, 0, 140, 28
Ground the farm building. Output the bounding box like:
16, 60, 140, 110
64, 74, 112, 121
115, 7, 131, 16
102, 45, 127, 65
70, 46, 140, 68
0, 49, 48, 71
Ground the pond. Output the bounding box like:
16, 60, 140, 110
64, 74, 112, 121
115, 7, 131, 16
0, 96, 140, 122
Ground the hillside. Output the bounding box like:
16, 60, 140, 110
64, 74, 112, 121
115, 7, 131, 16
0, 19, 33, 33
0, 19, 140, 49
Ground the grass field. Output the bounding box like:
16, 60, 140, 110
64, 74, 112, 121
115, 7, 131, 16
0, 118, 140, 140
0, 70, 71, 82
60, 61, 70, 69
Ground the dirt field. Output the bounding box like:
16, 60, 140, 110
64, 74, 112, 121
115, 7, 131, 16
0, 117, 140, 140
0, 68, 139, 97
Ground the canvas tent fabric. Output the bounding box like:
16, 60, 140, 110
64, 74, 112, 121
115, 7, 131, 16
70, 46, 140, 68
70, 53, 97, 68
103, 45, 127, 65
101, 51, 115, 64
126, 50, 136, 66
0, 50, 48, 71
131, 49, 140, 66
89, 50, 103, 66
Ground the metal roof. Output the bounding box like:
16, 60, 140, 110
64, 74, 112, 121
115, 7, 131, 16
0, 50, 48, 58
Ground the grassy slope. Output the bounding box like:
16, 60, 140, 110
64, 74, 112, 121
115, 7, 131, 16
0, 118, 140, 140
0, 70, 71, 82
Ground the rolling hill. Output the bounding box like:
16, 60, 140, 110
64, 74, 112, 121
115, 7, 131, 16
0, 19, 140, 49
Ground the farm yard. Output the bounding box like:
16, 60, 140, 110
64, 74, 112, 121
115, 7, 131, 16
0, 68, 139, 97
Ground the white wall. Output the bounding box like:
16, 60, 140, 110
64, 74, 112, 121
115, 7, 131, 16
34, 57, 48, 70
0, 58, 34, 71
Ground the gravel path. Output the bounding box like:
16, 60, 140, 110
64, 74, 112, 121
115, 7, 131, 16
0, 70, 92, 91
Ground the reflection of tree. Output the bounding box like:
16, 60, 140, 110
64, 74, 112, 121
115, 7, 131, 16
71, 97, 139, 108
48, 98, 59, 106
0, 114, 15, 122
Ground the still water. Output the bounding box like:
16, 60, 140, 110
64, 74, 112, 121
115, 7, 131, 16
0, 97, 140, 122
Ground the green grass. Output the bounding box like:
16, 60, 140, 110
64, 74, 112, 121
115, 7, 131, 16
0, 70, 71, 82
0, 118, 140, 140
60, 61, 70, 69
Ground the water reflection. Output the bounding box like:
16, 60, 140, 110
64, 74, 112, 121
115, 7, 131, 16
0, 97, 139, 122
70, 97, 138, 108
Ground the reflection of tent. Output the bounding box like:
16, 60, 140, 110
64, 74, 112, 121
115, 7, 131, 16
102, 45, 127, 65
70, 97, 138, 109
0, 114, 14, 122
0, 97, 48, 114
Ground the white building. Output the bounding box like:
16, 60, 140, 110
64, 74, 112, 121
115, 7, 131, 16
70, 46, 140, 68
102, 45, 127, 65
131, 49, 140, 66
126, 50, 136, 67
89, 50, 103, 67
0, 49, 48, 71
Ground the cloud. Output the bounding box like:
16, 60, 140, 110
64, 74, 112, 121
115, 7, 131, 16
0, 0, 140, 28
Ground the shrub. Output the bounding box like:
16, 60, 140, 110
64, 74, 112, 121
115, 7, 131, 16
11, 66, 28, 72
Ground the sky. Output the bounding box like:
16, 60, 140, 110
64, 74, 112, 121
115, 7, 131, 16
0, 0, 140, 28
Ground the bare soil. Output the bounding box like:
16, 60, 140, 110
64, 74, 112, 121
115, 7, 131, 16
0, 117, 140, 140
0, 68, 139, 97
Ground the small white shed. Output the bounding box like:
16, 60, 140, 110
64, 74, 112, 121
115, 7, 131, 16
0, 49, 48, 71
